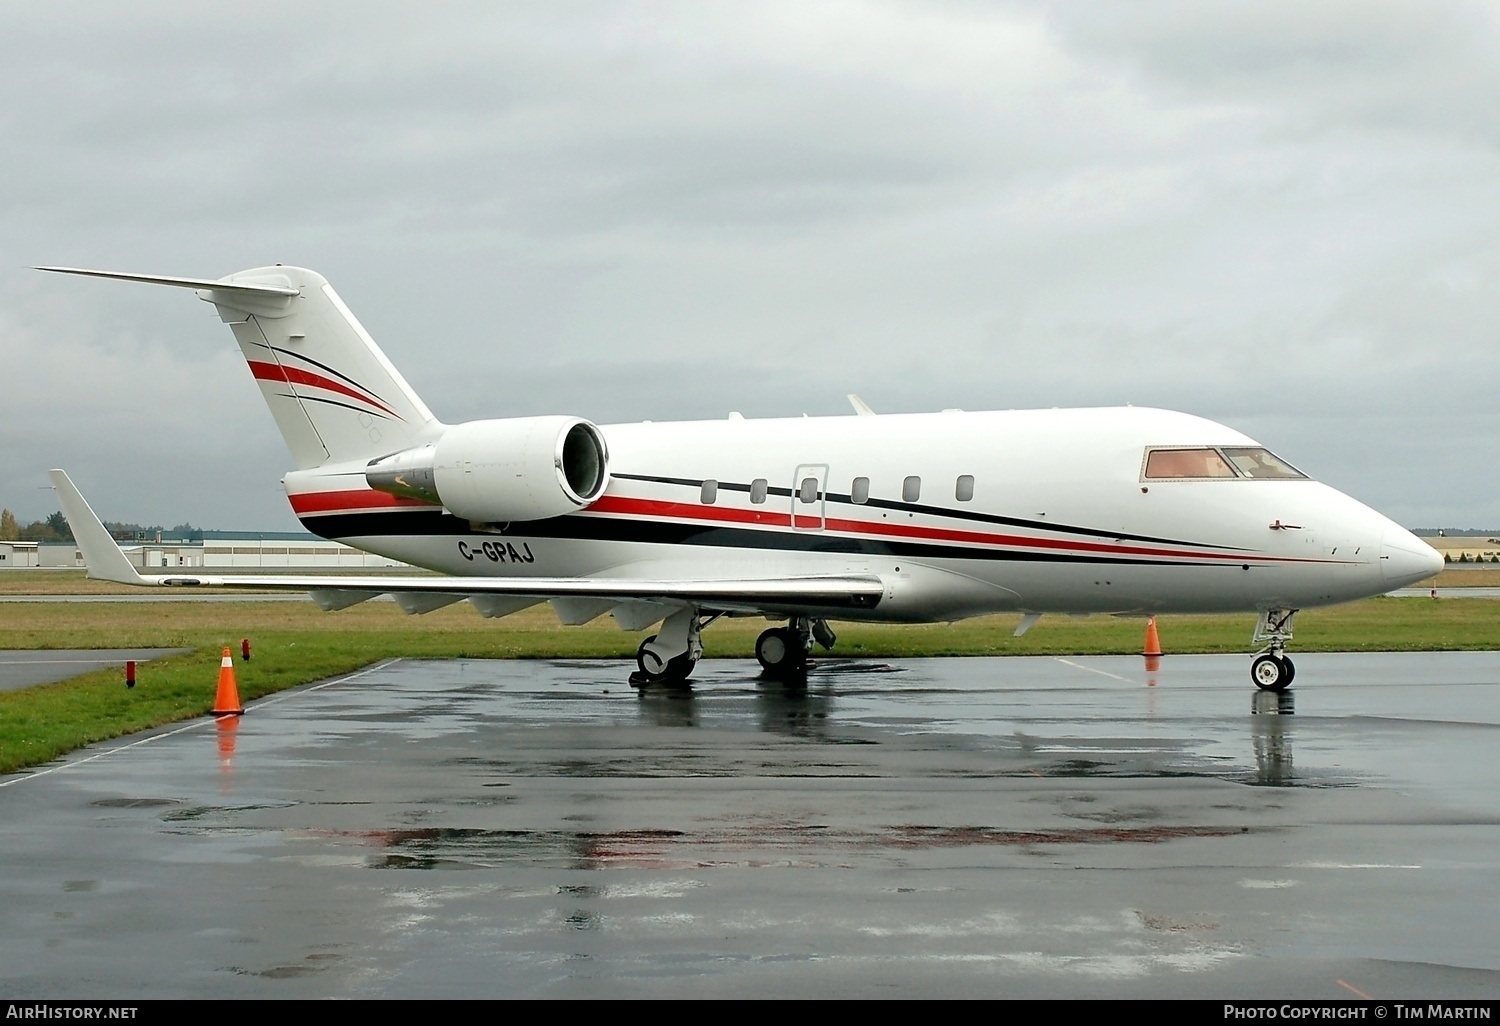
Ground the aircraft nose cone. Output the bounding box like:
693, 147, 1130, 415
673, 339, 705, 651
1381, 528, 1444, 587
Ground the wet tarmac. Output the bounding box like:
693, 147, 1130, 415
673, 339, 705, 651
0, 649, 189, 692
2, 653, 1498, 999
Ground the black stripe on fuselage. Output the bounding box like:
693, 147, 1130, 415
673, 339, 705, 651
298, 508, 1248, 568
609, 471, 1239, 550
613, 472, 785, 495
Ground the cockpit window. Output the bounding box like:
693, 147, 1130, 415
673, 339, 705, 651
1143, 448, 1238, 479
1142, 446, 1311, 481
1219, 447, 1308, 480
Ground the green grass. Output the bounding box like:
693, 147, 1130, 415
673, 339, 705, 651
1, 593, 1497, 775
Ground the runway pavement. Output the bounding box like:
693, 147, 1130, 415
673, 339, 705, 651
2, 652, 1498, 999
0, 649, 189, 692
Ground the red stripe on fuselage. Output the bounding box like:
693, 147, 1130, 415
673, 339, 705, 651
247, 361, 397, 417
581, 495, 1321, 566
288, 490, 439, 515
586, 495, 787, 528
288, 489, 1335, 566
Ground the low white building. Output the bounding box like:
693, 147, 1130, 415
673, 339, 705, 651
123, 538, 406, 570
134, 544, 202, 568
0, 541, 40, 567
0, 537, 409, 571
39, 544, 81, 568
200, 541, 405, 569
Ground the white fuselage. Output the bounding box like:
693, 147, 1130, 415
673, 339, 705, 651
284, 406, 1439, 622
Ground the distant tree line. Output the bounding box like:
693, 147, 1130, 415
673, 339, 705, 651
0, 509, 73, 543
102, 521, 203, 543
0, 508, 208, 545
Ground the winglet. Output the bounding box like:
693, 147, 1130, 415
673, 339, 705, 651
47, 471, 147, 586
847, 394, 877, 417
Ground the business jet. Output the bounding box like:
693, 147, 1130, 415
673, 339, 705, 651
40, 265, 1442, 693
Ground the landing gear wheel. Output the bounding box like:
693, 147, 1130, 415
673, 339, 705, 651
634, 635, 696, 686
1277, 655, 1295, 686
755, 627, 806, 679
1251, 654, 1291, 692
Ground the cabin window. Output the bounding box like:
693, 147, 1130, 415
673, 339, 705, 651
1143, 448, 1238, 480
700, 479, 718, 504
1220, 447, 1308, 480
851, 477, 870, 504
955, 475, 975, 502
750, 478, 768, 504
799, 477, 819, 503
903, 476, 921, 502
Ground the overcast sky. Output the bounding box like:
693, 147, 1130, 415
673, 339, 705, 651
3, 1, 1497, 531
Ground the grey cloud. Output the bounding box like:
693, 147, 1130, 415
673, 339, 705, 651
2, 1, 1496, 528
1049, 1, 1500, 144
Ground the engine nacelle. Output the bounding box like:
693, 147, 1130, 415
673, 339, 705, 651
365, 416, 609, 522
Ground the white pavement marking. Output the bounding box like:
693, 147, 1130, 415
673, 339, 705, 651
1052, 657, 1132, 683
249, 658, 402, 710
0, 659, 402, 790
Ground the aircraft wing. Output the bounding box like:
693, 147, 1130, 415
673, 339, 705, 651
49, 470, 886, 614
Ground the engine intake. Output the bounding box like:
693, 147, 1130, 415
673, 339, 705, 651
366, 416, 609, 522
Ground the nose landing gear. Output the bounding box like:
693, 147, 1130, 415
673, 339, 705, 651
1251, 652, 1295, 691
1250, 609, 1298, 692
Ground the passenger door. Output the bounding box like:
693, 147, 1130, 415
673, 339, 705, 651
791, 464, 828, 531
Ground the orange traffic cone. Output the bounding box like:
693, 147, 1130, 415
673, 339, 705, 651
1143, 617, 1163, 658
212, 648, 244, 717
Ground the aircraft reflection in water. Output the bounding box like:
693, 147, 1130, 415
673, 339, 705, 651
629, 656, 1300, 788
42, 264, 1441, 693
1252, 690, 1296, 786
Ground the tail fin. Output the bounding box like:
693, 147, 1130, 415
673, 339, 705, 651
38, 266, 441, 468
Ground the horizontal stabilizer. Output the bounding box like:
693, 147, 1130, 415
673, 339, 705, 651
35, 266, 299, 297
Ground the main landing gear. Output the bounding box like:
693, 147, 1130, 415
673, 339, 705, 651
755, 616, 837, 682
629, 611, 837, 687
1249, 608, 1298, 692
631, 608, 711, 687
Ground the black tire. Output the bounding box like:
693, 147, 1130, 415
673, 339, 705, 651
1251, 654, 1290, 692
755, 627, 805, 677
635, 635, 695, 684
1277, 655, 1296, 686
